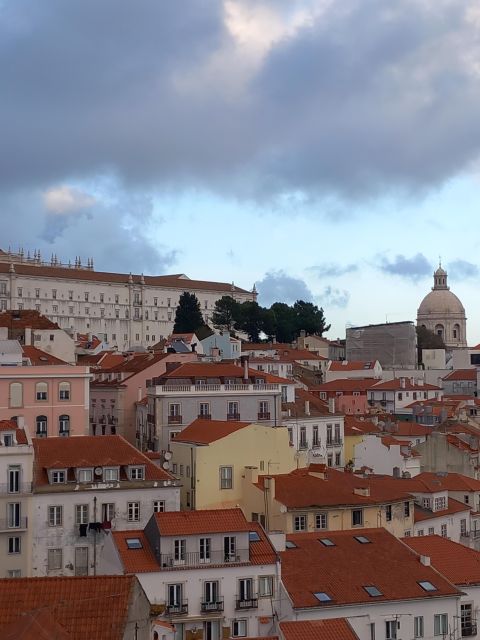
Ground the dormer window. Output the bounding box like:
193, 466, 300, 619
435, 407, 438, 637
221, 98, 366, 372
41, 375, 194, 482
77, 468, 93, 483
130, 466, 145, 480
51, 470, 66, 484
104, 467, 119, 481
3, 433, 14, 447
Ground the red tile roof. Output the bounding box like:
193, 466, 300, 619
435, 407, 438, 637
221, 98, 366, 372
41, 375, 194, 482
312, 378, 378, 393
22, 345, 68, 365
414, 498, 470, 522
0, 575, 138, 640
0, 420, 28, 445
280, 528, 459, 608
33, 435, 172, 485
172, 418, 252, 444
403, 535, 480, 586
443, 369, 477, 381
329, 360, 378, 371
391, 421, 433, 437
112, 530, 159, 573
1, 609, 71, 640
280, 619, 359, 640
0, 310, 59, 331
101, 352, 168, 374
154, 508, 251, 535
160, 362, 292, 385
371, 379, 441, 391
276, 348, 327, 362
242, 343, 293, 351
344, 416, 381, 437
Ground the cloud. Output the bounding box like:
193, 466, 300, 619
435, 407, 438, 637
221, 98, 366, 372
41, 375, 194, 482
449, 259, 480, 279
256, 270, 313, 306
318, 286, 350, 308
377, 253, 432, 281
309, 262, 358, 278
43, 186, 96, 214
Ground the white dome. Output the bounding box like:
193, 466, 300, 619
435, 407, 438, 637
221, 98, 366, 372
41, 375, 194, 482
417, 289, 465, 317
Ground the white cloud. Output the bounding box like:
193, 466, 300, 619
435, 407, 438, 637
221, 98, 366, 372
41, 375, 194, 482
43, 185, 96, 215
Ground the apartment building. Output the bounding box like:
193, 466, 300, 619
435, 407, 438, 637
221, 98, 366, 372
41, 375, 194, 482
368, 378, 442, 414
100, 508, 280, 640
325, 359, 382, 382
242, 466, 415, 537
312, 379, 377, 415
31, 435, 180, 577
170, 418, 298, 510
0, 363, 90, 437
0, 249, 255, 350
278, 528, 462, 640
0, 419, 33, 578
146, 362, 295, 451
354, 434, 421, 477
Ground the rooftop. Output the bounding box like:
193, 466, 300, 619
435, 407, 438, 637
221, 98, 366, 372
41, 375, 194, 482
172, 418, 253, 445
328, 360, 378, 372
371, 379, 441, 391
280, 619, 360, 640
414, 498, 471, 522
0, 309, 60, 331
443, 369, 477, 381
22, 345, 68, 366
312, 378, 378, 393
158, 362, 292, 385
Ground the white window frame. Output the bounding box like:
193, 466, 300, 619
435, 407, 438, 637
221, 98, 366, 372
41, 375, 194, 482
220, 466, 233, 490
258, 575, 274, 597
127, 501, 140, 522
434, 614, 448, 636
47, 548, 63, 571
232, 619, 247, 637
75, 504, 89, 525
294, 514, 307, 532
48, 505, 63, 527
77, 468, 93, 483
414, 616, 424, 638
153, 500, 165, 513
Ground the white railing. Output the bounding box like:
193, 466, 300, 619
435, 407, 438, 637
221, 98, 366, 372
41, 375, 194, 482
157, 383, 280, 394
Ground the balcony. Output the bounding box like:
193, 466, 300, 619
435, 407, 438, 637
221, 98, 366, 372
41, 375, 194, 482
165, 601, 188, 616
201, 597, 224, 613
326, 439, 343, 448
227, 413, 241, 421
462, 623, 477, 637
0, 517, 28, 532
197, 414, 212, 420
155, 383, 280, 395
235, 597, 258, 610
299, 441, 308, 450
168, 415, 182, 425
0, 483, 32, 494
159, 549, 248, 569
257, 412, 271, 421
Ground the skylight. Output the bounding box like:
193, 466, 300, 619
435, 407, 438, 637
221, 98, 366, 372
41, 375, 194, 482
314, 592, 332, 602
418, 581, 437, 592
249, 531, 261, 542
364, 585, 383, 597
285, 540, 297, 549
354, 535, 371, 544
126, 538, 143, 549
318, 538, 335, 547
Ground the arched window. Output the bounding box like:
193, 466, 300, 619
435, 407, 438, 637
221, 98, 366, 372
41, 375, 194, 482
59, 415, 70, 435
453, 324, 461, 340
9, 382, 23, 408
435, 324, 444, 338
36, 382, 48, 401
59, 381, 71, 401
36, 415, 47, 437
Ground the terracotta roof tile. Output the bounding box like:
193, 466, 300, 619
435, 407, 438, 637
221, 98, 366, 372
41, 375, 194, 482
0, 420, 28, 444
154, 508, 251, 535
414, 498, 471, 522
1, 609, 71, 639
0, 310, 59, 331
172, 418, 252, 444
371, 379, 441, 391
22, 345, 68, 365
280, 619, 360, 640
160, 362, 292, 384
312, 379, 378, 392
0, 575, 137, 640
329, 360, 378, 371
112, 531, 159, 573
443, 369, 477, 381
403, 535, 480, 585
280, 528, 459, 608
33, 435, 172, 485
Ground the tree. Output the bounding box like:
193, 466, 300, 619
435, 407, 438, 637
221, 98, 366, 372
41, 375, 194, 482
173, 292, 205, 333
261, 308, 277, 341
293, 300, 331, 336
236, 301, 264, 342
270, 302, 297, 343
211, 296, 241, 332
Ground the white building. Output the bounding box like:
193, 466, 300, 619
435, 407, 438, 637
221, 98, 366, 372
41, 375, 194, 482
0, 249, 255, 351
354, 434, 421, 477
100, 508, 280, 640
31, 435, 180, 577
368, 377, 442, 414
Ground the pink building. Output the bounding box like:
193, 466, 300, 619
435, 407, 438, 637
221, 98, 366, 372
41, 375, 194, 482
0, 365, 90, 437
90, 351, 197, 445
310, 378, 378, 415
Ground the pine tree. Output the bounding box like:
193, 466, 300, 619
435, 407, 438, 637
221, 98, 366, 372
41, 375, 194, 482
211, 296, 241, 332
173, 292, 205, 333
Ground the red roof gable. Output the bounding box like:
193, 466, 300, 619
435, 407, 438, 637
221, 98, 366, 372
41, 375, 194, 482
22, 345, 68, 365
329, 360, 378, 371
172, 418, 252, 444
443, 369, 477, 381
154, 508, 250, 535
280, 619, 359, 640
313, 378, 378, 393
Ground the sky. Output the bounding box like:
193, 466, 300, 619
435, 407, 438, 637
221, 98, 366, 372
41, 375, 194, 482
2, 0, 480, 342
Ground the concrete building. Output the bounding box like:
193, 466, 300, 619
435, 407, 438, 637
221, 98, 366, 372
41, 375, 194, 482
367, 377, 442, 415
0, 248, 255, 351
442, 368, 477, 396
325, 360, 382, 382
200, 330, 242, 360
31, 435, 180, 577
100, 508, 280, 640
354, 434, 421, 477
417, 264, 467, 348
346, 321, 417, 369
313, 378, 377, 415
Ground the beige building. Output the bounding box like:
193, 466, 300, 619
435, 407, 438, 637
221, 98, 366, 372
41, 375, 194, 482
170, 418, 300, 511
0, 248, 255, 351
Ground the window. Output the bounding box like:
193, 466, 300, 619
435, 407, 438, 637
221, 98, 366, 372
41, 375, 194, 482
220, 466, 233, 489
115, 294, 119, 304
127, 502, 140, 522
3, 433, 13, 447
7, 569, 21, 578
52, 305, 58, 313
352, 509, 363, 526
84, 292, 89, 301
312, 425, 319, 447
174, 539, 186, 562
441, 523, 447, 537
8, 537, 20, 554
354, 535, 371, 544
100, 293, 104, 302
204, 580, 219, 606
8, 503, 21, 528
9, 382, 23, 408
17, 287, 22, 297
200, 537, 211, 562
154, 297, 158, 306
386, 620, 398, 640
59, 382, 70, 400
327, 454, 333, 467
238, 577, 254, 602
461, 603, 474, 638
48, 505, 63, 527
126, 538, 142, 549
36, 415, 47, 436
404, 501, 410, 517
299, 426, 307, 449
199, 402, 210, 417
228, 401, 239, 417
179, 465, 184, 476
51, 470, 66, 484
414, 616, 424, 638
418, 581, 437, 592
75, 546, 89, 576
417, 529, 424, 536
335, 452, 341, 466
8, 467, 20, 493
434, 496, 446, 511
314, 592, 332, 602
258, 400, 269, 418
364, 585, 383, 597
422, 497, 430, 509
428, 526, 435, 535
232, 619, 247, 637
153, 500, 165, 513
461, 518, 467, 537
465, 494, 470, 504
386, 505, 392, 522
59, 415, 70, 434
258, 575, 274, 597
104, 468, 119, 481
288, 428, 293, 445
75, 504, 89, 525
169, 403, 181, 417
47, 548, 63, 571
224, 536, 236, 561
68, 290, 73, 300
36, 382, 48, 401
315, 513, 328, 530
369, 623, 376, 640
102, 503, 115, 521
77, 469, 93, 483
294, 514, 307, 531
130, 466, 144, 480
434, 614, 448, 636
69, 306, 74, 315
35, 288, 40, 298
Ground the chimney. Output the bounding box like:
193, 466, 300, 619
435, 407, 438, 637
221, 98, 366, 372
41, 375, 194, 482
240, 355, 249, 381
244, 466, 259, 484
304, 400, 310, 416
328, 397, 335, 414
400, 377, 406, 389
137, 387, 142, 402
418, 378, 424, 386
353, 487, 370, 497
419, 555, 431, 566
24, 327, 32, 345
16, 416, 24, 428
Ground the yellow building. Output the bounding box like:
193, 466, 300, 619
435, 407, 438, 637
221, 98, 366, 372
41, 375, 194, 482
170, 418, 304, 511
241, 466, 415, 538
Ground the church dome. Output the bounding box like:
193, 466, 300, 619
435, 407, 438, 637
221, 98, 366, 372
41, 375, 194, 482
417, 288, 465, 316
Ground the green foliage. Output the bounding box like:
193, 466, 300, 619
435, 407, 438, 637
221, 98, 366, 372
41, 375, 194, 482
236, 301, 265, 342
173, 292, 205, 333
270, 302, 297, 342
293, 300, 331, 336
211, 296, 241, 331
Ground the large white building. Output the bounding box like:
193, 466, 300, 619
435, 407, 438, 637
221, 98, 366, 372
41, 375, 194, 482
0, 249, 255, 351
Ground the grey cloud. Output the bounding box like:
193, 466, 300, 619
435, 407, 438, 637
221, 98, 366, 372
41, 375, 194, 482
448, 259, 480, 279
318, 286, 350, 309
377, 253, 431, 281
256, 270, 313, 307
309, 263, 358, 278
1, 0, 480, 203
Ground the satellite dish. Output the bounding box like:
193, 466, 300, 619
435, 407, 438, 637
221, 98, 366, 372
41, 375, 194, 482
164, 451, 172, 460
162, 461, 170, 470
94, 467, 103, 476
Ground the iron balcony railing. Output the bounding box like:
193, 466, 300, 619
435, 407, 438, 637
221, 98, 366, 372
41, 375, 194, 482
462, 622, 477, 637
159, 549, 248, 569
165, 600, 188, 616
235, 596, 258, 610
200, 597, 224, 613
0, 483, 32, 494
326, 438, 343, 448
